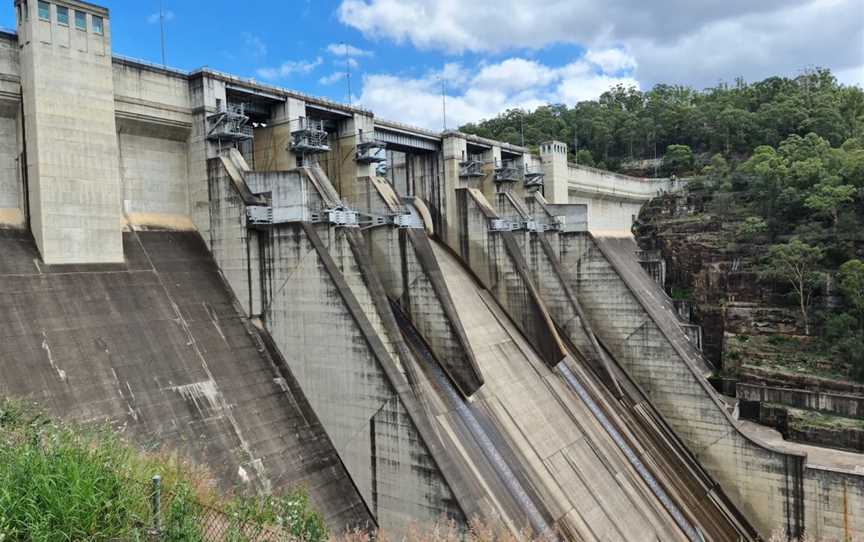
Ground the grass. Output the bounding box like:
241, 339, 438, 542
783, 405, 864, 431
0, 399, 327, 542
726, 332, 850, 381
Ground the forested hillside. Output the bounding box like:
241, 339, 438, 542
460, 68, 863, 174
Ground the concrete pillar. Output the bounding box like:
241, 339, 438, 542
187, 73, 229, 240
480, 145, 500, 204
440, 133, 467, 251
253, 97, 305, 172
331, 112, 375, 197
540, 140, 569, 204
17, 0, 122, 264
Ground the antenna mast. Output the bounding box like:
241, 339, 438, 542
344, 42, 352, 106
520, 109, 525, 146
159, 0, 166, 67
441, 76, 447, 131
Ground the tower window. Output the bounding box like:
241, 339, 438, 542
38, 1, 50, 21
92, 15, 103, 35
57, 5, 69, 26
74, 10, 86, 31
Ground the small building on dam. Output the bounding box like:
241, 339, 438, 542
0, 1, 861, 540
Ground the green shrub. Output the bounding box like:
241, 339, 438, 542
225, 490, 328, 542
670, 287, 692, 300
837, 336, 864, 382
823, 312, 857, 342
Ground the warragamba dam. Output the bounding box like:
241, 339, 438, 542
0, 1, 861, 540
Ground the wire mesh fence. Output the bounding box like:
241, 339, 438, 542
139, 476, 295, 541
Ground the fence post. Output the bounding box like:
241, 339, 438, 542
151, 475, 162, 539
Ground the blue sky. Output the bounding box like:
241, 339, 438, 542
3, 1, 861, 130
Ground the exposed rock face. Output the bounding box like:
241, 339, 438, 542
634, 188, 864, 453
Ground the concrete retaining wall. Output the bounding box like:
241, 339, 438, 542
738, 382, 864, 419
568, 195, 643, 232
0, 32, 21, 226
112, 59, 192, 134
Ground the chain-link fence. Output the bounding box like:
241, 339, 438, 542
141, 476, 294, 541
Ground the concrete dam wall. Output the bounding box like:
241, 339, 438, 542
203, 152, 757, 539
0, 3, 862, 539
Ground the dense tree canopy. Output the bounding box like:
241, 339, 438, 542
460, 68, 864, 174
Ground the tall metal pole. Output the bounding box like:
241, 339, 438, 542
159, 0, 166, 67
441, 77, 447, 131
573, 123, 578, 163
520, 109, 525, 147
344, 42, 352, 106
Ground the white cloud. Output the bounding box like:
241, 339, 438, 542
837, 65, 864, 88
472, 58, 559, 92
256, 57, 323, 80
320, 72, 347, 85
326, 43, 374, 57
243, 33, 267, 59
357, 51, 638, 130
146, 10, 175, 24
337, 0, 862, 90
584, 48, 636, 74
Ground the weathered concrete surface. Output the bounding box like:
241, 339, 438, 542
260, 223, 465, 530
561, 231, 864, 539
119, 132, 189, 217
429, 241, 693, 541
0, 227, 371, 528
438, 184, 754, 540
206, 159, 468, 534
454, 187, 567, 368
0, 30, 28, 228
524, 229, 758, 539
